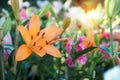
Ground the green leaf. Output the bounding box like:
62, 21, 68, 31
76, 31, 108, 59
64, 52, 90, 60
98, 46, 111, 56
39, 3, 51, 17
2, 18, 11, 38
26, 8, 32, 18
73, 47, 97, 60
0, 17, 5, 28
94, 34, 99, 46
115, 52, 120, 55
38, 3, 59, 26
49, 6, 58, 21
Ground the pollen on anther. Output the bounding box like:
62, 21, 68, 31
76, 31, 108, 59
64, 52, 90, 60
46, 41, 48, 45
37, 32, 40, 36
42, 32, 45, 38
33, 42, 36, 46
39, 47, 42, 50
31, 35, 33, 40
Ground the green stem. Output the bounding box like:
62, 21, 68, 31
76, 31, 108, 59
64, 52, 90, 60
13, 22, 18, 74
14, 20, 19, 79
0, 45, 5, 80
15, 62, 21, 80
109, 18, 115, 66
0, 28, 5, 80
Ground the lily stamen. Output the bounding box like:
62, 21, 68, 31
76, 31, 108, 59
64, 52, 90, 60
42, 32, 45, 38
39, 47, 42, 50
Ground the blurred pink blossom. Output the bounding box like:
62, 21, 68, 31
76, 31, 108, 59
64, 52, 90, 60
103, 33, 110, 39
77, 24, 81, 29
77, 36, 85, 43
77, 54, 87, 65
65, 38, 73, 54
76, 43, 84, 52
102, 54, 110, 60
3, 32, 13, 61
76, 36, 85, 52
19, 8, 28, 21
66, 57, 74, 67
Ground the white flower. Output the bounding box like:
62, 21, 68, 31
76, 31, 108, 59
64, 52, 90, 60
104, 66, 120, 80
36, 0, 49, 8
52, 1, 63, 14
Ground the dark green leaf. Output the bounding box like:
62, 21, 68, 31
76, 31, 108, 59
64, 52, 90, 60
73, 47, 97, 60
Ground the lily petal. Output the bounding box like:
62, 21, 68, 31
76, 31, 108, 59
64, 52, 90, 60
18, 25, 31, 45
44, 45, 61, 58
16, 44, 32, 61
32, 47, 46, 57
40, 24, 63, 42
29, 14, 40, 38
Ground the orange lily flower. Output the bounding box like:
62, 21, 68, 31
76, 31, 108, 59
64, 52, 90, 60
16, 14, 64, 61
83, 27, 95, 48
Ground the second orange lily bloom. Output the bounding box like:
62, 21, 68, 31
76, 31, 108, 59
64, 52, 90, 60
16, 14, 64, 61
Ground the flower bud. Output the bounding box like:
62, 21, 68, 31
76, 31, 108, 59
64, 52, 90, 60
63, 17, 71, 30
11, 0, 19, 20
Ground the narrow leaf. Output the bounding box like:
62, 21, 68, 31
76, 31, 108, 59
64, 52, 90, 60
74, 47, 97, 60
49, 6, 59, 25
0, 17, 5, 28
39, 3, 51, 17
2, 18, 11, 38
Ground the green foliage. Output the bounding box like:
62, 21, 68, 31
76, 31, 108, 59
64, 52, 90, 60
74, 47, 97, 60
94, 34, 99, 46
39, 4, 51, 17
2, 17, 11, 38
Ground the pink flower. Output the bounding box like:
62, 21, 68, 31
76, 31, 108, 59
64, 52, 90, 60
77, 24, 81, 29
102, 54, 110, 60
76, 36, 85, 52
103, 33, 110, 39
76, 43, 85, 52
77, 36, 85, 43
66, 57, 74, 67
3, 32, 13, 61
77, 54, 87, 65
19, 8, 28, 21
65, 38, 73, 54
